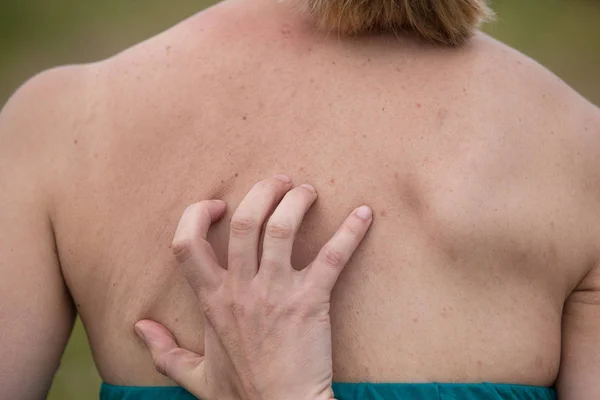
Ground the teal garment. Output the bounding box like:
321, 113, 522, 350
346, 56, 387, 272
101, 382, 556, 400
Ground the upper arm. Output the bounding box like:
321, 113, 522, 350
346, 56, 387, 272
0, 68, 80, 399
557, 109, 600, 399
558, 266, 600, 399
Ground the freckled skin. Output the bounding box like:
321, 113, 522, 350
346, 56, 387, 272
8, 0, 600, 391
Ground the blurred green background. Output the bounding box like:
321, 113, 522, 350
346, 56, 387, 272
0, 0, 598, 399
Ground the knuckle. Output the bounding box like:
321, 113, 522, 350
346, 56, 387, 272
180, 202, 207, 222
230, 216, 257, 238
265, 221, 294, 239
262, 298, 278, 317
292, 290, 329, 320
257, 288, 272, 306
258, 290, 284, 318
201, 297, 220, 324
230, 297, 248, 319
153, 349, 174, 376
171, 239, 193, 263
260, 255, 283, 270
320, 246, 344, 268
183, 202, 202, 215
253, 179, 278, 193
154, 348, 190, 376
295, 301, 314, 319
201, 303, 215, 323
342, 221, 361, 237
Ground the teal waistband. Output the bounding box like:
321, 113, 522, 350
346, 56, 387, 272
101, 382, 556, 400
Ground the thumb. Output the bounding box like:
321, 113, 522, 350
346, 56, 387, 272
135, 320, 208, 399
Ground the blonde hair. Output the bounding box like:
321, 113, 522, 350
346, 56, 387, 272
303, 0, 494, 45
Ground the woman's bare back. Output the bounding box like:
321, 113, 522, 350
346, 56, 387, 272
20, 0, 600, 391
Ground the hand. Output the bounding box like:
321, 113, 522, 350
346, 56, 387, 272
134, 176, 373, 400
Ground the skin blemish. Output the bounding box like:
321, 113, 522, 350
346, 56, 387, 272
412, 317, 419, 323
329, 178, 336, 184
234, 173, 239, 178
242, 115, 247, 121
380, 209, 388, 217
394, 172, 399, 179
74, 139, 78, 145
416, 103, 422, 109
76, 303, 81, 308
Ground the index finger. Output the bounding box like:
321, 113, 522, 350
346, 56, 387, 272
305, 206, 373, 293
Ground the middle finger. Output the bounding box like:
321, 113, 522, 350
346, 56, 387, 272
228, 175, 293, 281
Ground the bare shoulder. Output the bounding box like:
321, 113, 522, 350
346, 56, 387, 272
471, 32, 600, 173
467, 33, 596, 111
467, 34, 600, 268
0, 63, 99, 218
0, 4, 225, 183
0, 64, 95, 159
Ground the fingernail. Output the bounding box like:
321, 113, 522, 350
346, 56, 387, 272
300, 184, 316, 193
356, 206, 372, 221
274, 174, 292, 183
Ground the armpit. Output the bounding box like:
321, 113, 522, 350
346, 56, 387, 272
565, 264, 600, 307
